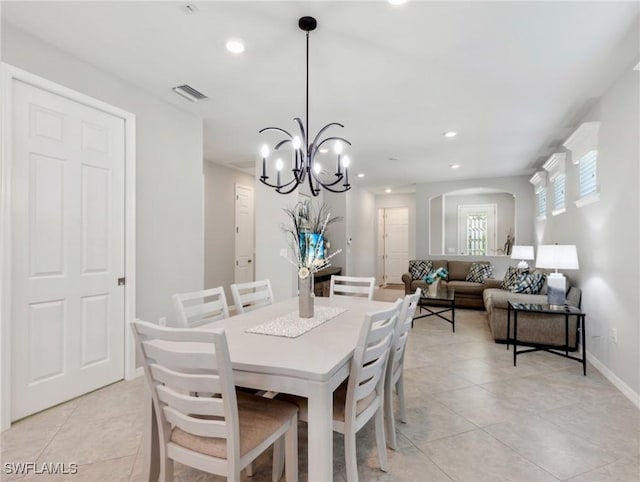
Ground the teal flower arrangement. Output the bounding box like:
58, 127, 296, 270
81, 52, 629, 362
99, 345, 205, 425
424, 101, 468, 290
423, 267, 448, 284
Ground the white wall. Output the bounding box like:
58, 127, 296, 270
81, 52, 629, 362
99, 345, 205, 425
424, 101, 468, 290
535, 60, 640, 401
2, 23, 204, 325
416, 175, 534, 258
204, 162, 254, 302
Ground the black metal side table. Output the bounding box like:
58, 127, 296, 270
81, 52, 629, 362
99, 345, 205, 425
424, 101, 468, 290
507, 301, 586, 375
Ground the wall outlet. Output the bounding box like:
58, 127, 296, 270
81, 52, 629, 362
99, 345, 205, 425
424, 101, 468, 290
158, 317, 167, 327
279, 248, 287, 257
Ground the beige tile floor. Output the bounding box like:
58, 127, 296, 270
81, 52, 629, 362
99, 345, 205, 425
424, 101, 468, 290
2, 287, 639, 481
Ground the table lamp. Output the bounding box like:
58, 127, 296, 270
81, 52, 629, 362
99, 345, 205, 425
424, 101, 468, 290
510, 245, 534, 269
535, 244, 579, 307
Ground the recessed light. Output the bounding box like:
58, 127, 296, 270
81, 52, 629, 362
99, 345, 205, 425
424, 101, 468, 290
449, 164, 460, 169
319, 148, 329, 154
225, 39, 245, 54
443, 131, 457, 138
385, 188, 392, 193
357, 173, 365, 178
388, 0, 408, 5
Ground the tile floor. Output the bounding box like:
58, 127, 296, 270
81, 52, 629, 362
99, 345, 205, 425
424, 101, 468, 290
2, 287, 639, 481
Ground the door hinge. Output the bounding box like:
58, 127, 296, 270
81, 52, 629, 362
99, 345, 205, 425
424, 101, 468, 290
118, 277, 126, 286
236, 260, 238, 266
236, 227, 239, 233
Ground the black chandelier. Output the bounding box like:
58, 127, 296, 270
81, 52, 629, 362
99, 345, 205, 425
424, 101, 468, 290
259, 16, 351, 196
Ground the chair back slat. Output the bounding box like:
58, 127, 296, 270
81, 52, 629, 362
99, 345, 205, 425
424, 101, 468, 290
157, 385, 226, 417
230, 279, 274, 314
163, 406, 228, 439
344, 299, 401, 421
388, 289, 421, 383
172, 287, 230, 328
329, 275, 375, 300
143, 341, 219, 371
150, 364, 223, 394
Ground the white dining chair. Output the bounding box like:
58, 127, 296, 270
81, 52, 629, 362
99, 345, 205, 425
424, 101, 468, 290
277, 298, 402, 482
329, 275, 376, 300
172, 287, 229, 328
230, 279, 274, 314
384, 288, 421, 450
131, 320, 299, 482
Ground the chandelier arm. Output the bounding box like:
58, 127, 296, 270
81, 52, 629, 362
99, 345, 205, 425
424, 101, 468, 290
308, 163, 344, 187
310, 122, 345, 148
259, 176, 299, 190
293, 118, 307, 151
274, 139, 292, 150
315, 182, 351, 194
315, 136, 352, 151
275, 180, 303, 195
307, 167, 321, 197
259, 127, 293, 137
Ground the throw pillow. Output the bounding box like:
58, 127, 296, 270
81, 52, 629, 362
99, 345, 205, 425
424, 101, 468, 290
409, 260, 432, 280
500, 266, 529, 290
511, 272, 546, 294
466, 262, 493, 283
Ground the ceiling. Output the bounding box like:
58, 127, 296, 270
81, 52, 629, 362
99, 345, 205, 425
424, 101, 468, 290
3, 1, 638, 194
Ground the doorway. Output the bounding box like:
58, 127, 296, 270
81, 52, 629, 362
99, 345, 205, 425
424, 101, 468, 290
0, 65, 136, 428
234, 184, 254, 284
377, 208, 409, 286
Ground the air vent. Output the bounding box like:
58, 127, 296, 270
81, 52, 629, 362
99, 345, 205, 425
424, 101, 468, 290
172, 84, 208, 103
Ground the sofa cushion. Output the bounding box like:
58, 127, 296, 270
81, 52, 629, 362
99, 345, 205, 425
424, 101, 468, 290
447, 281, 486, 296
511, 272, 545, 294
408, 259, 432, 280
447, 260, 474, 281
483, 288, 548, 310
500, 266, 529, 290
466, 262, 493, 283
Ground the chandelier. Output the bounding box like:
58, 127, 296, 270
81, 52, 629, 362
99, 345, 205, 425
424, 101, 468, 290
259, 16, 352, 196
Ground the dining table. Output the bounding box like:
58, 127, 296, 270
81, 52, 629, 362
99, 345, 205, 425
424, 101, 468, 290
143, 295, 395, 482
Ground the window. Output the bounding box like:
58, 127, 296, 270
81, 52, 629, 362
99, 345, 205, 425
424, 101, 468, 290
467, 213, 488, 256
536, 188, 547, 218
579, 150, 597, 198
457, 204, 496, 255
553, 174, 566, 214
563, 121, 600, 207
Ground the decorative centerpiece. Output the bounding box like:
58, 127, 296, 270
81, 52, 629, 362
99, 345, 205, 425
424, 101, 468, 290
424, 267, 448, 296
283, 201, 342, 318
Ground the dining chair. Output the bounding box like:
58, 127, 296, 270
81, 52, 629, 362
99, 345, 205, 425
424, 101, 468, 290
384, 288, 421, 450
329, 275, 376, 300
172, 287, 229, 328
131, 320, 299, 482
277, 298, 402, 482
230, 279, 274, 314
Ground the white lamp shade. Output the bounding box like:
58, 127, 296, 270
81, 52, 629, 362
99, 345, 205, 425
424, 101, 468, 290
535, 245, 579, 270
510, 245, 534, 260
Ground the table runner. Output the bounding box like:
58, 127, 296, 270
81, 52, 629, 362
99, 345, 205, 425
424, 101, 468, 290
246, 306, 348, 338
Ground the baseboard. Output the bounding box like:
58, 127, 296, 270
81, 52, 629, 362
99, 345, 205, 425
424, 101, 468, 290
586, 350, 640, 408
135, 366, 144, 378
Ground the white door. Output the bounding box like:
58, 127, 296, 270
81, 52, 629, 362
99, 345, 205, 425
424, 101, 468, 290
376, 210, 385, 285
383, 208, 409, 285
11, 80, 125, 421
235, 184, 254, 284
458, 204, 497, 256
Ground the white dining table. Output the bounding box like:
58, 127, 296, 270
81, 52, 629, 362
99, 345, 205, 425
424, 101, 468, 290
143, 295, 394, 482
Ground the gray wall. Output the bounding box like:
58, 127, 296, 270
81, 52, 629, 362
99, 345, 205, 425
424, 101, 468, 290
203, 162, 254, 302
443, 192, 515, 255
535, 60, 639, 399
416, 175, 534, 259
2, 23, 204, 325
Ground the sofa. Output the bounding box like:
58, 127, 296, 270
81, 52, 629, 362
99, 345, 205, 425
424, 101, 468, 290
483, 283, 582, 349
402, 259, 500, 309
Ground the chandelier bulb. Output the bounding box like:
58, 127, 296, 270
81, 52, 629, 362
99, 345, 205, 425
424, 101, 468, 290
313, 163, 321, 175
275, 158, 284, 171
334, 141, 343, 155
342, 155, 351, 168
261, 144, 269, 158
292, 136, 301, 149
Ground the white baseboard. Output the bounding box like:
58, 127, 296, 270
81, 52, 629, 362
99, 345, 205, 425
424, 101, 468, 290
586, 350, 640, 408
135, 366, 144, 378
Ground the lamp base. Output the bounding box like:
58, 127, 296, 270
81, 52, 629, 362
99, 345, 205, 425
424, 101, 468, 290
546, 272, 566, 308
517, 260, 529, 269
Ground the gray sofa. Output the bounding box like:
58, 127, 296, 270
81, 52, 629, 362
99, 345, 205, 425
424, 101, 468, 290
483, 285, 582, 348
402, 259, 500, 309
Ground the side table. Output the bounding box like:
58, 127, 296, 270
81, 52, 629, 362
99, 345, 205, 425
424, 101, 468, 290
507, 301, 586, 375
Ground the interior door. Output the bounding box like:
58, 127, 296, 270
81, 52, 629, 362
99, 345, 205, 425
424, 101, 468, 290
384, 208, 409, 285
11, 80, 125, 421
235, 184, 254, 284
376, 209, 385, 285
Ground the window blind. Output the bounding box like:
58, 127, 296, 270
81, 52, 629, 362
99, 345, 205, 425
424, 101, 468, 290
554, 175, 565, 211
537, 188, 546, 217
579, 150, 597, 198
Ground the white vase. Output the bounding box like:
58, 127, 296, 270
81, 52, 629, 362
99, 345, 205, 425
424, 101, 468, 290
298, 274, 314, 318
427, 278, 440, 297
